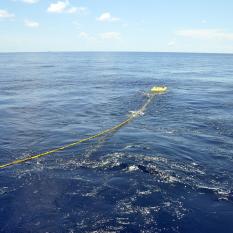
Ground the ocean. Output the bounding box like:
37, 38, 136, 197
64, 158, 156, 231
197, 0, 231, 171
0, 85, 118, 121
0, 52, 233, 232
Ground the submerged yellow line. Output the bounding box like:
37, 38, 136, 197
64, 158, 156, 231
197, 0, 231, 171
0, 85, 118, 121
0, 87, 167, 169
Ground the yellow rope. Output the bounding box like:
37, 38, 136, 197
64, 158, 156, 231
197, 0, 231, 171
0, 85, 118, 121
0, 117, 132, 169
0, 87, 167, 169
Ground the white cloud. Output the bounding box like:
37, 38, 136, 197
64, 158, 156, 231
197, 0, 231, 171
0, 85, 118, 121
47, 0, 87, 14
97, 12, 120, 22
66, 6, 87, 14
24, 19, 39, 28
22, 0, 39, 4
0, 9, 15, 18
78, 32, 97, 42
176, 29, 233, 41
77, 7, 87, 14
168, 41, 175, 46
66, 6, 77, 14
100, 32, 121, 40
47, 1, 68, 13
79, 32, 88, 38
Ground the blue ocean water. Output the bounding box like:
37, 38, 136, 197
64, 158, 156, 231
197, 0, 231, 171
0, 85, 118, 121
0, 52, 233, 233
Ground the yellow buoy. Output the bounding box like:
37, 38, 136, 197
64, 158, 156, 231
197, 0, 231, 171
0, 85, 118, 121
150, 86, 167, 94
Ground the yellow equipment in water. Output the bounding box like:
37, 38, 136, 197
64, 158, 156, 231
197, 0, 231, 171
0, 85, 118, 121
151, 86, 167, 94
0, 86, 167, 169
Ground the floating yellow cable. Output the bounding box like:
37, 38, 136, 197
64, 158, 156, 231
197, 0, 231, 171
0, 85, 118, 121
0, 86, 167, 169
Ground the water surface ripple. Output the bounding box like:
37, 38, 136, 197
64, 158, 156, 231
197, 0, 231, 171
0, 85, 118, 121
0, 52, 233, 233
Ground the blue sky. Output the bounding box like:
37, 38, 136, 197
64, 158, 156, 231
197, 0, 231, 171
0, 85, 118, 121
1, 0, 233, 53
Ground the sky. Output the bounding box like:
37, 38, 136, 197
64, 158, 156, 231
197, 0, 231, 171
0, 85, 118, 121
0, 0, 233, 53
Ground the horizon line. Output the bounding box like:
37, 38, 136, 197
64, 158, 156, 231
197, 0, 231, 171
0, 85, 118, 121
0, 50, 233, 55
